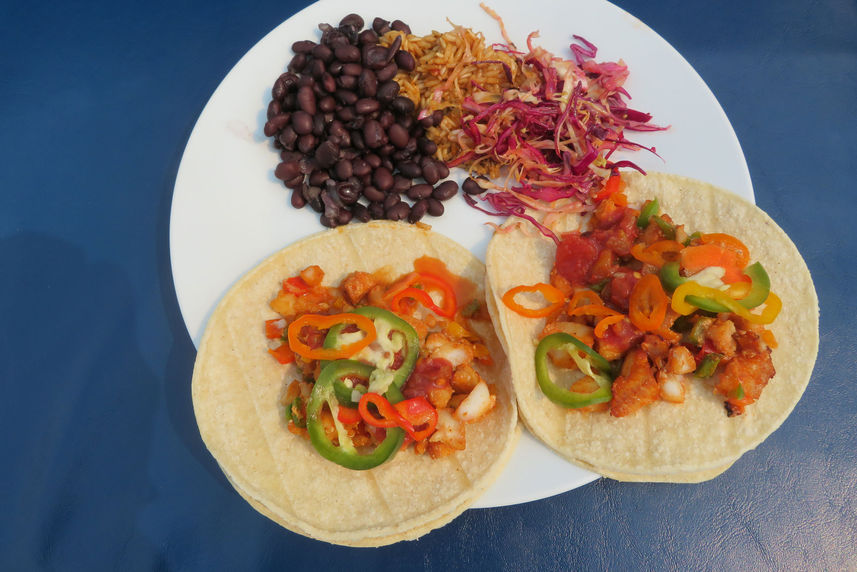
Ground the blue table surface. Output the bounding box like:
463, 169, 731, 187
2, 0, 855, 569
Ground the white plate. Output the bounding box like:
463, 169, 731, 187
170, 0, 753, 508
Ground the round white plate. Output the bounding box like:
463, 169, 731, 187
171, 0, 753, 508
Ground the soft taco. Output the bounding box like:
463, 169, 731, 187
192, 221, 518, 546
485, 172, 818, 482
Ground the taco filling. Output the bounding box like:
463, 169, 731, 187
502, 185, 782, 418
264, 257, 498, 469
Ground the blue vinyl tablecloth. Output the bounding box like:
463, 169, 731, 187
2, 1, 855, 569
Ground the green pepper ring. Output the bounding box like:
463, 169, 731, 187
659, 261, 771, 313
306, 360, 405, 470
534, 333, 614, 409
323, 306, 420, 390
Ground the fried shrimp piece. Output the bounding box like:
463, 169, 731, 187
340, 271, 376, 305
610, 348, 659, 417
716, 339, 776, 416
425, 332, 475, 368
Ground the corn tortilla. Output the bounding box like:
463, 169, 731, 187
485, 172, 818, 482
192, 221, 519, 546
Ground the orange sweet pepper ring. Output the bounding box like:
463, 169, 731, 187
502, 283, 565, 318
628, 274, 670, 332
630, 240, 684, 268
287, 313, 377, 360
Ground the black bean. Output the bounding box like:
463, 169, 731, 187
377, 110, 393, 130
397, 160, 421, 178
407, 183, 433, 201
377, 81, 400, 104
368, 201, 386, 219
341, 148, 359, 161
381, 157, 394, 171
299, 156, 316, 174
363, 185, 385, 202
431, 109, 444, 126
342, 62, 363, 76
336, 90, 358, 107
336, 181, 360, 204
394, 50, 416, 71
280, 150, 302, 163
378, 143, 395, 158
392, 175, 412, 194
363, 45, 390, 70
277, 126, 298, 149
397, 115, 415, 131
426, 197, 444, 216
391, 20, 411, 34
386, 202, 410, 221
408, 199, 428, 223
373, 166, 394, 191
291, 111, 313, 135
284, 173, 304, 190
297, 75, 314, 88
375, 61, 398, 83
417, 136, 437, 155
335, 105, 356, 122
432, 180, 458, 201
363, 119, 385, 148
387, 123, 409, 148
275, 159, 301, 181
318, 95, 336, 113
421, 160, 439, 185
266, 99, 282, 120
287, 53, 307, 73
333, 159, 353, 180
319, 214, 338, 228
292, 40, 316, 54
339, 13, 364, 29
352, 203, 371, 222
350, 129, 364, 150
296, 85, 316, 115
335, 44, 361, 63
297, 134, 316, 154
264, 113, 290, 137
435, 161, 450, 179
383, 193, 401, 210
336, 208, 354, 225
462, 176, 487, 195
328, 60, 343, 75
311, 113, 324, 135
291, 187, 307, 208
372, 17, 391, 35
312, 43, 333, 63
365, 154, 381, 168
355, 98, 380, 114
358, 69, 378, 97
336, 74, 358, 90
352, 158, 371, 177
281, 92, 297, 110
272, 72, 294, 100
309, 170, 329, 187
320, 72, 336, 94
309, 58, 326, 79
390, 96, 415, 116
358, 29, 379, 45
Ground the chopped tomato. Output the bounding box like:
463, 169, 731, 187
555, 234, 600, 287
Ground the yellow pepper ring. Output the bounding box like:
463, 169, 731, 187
671, 282, 782, 325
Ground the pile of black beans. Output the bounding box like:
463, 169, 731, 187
264, 13, 459, 227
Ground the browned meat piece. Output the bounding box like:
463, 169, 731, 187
340, 271, 376, 305
716, 349, 776, 416
610, 349, 659, 417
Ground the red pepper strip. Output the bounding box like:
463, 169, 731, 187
264, 318, 286, 339
502, 283, 565, 318
267, 343, 295, 365
389, 273, 456, 318
358, 393, 412, 430
336, 405, 362, 425
283, 275, 310, 295
593, 174, 625, 201
392, 287, 451, 319
394, 397, 439, 442
287, 313, 377, 361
